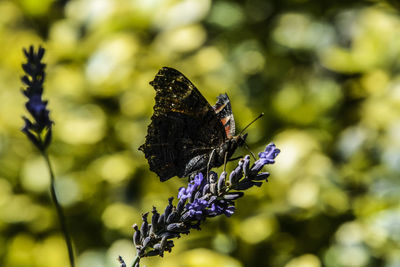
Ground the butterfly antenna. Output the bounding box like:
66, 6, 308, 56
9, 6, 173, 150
239, 112, 264, 136
244, 142, 257, 160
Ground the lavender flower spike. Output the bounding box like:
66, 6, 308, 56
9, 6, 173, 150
21, 45, 53, 151
127, 143, 280, 266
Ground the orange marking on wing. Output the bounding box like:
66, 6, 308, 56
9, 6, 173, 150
220, 117, 228, 125
224, 125, 231, 137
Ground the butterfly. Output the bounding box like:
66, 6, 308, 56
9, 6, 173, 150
139, 67, 246, 182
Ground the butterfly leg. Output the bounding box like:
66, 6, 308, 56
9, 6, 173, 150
206, 149, 216, 182
223, 151, 228, 172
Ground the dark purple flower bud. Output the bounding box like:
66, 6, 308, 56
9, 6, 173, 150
163, 197, 174, 219
218, 171, 227, 193
242, 155, 251, 177
166, 209, 179, 224
133, 224, 141, 247
224, 206, 235, 217
142, 236, 152, 249
194, 173, 205, 188
208, 195, 217, 205
202, 184, 210, 196
160, 236, 167, 251
250, 161, 265, 174
166, 222, 188, 232
153, 243, 161, 251
181, 211, 192, 221
159, 231, 181, 239
177, 198, 186, 214
165, 240, 174, 252
153, 243, 165, 257
251, 172, 270, 181
178, 187, 187, 200
140, 212, 149, 238
151, 207, 160, 233
229, 169, 241, 185
157, 213, 165, 228
194, 191, 202, 200
223, 192, 244, 200
233, 180, 262, 190
118, 256, 126, 267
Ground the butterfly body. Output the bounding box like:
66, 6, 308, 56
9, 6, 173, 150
139, 67, 245, 181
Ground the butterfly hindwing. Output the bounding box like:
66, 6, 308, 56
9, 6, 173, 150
139, 67, 228, 181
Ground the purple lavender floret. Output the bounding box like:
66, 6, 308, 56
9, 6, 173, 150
21, 46, 53, 151
129, 143, 280, 266
250, 143, 281, 174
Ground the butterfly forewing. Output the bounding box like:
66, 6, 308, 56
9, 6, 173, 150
139, 67, 228, 181
213, 94, 236, 138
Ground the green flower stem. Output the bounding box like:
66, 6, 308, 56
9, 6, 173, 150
42, 151, 75, 267
132, 255, 140, 267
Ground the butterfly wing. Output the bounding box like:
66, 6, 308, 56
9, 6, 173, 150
213, 93, 236, 138
139, 67, 227, 181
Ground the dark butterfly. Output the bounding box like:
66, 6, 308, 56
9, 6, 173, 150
139, 67, 246, 182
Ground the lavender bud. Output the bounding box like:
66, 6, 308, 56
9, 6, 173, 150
160, 231, 181, 239
250, 162, 264, 174
208, 195, 217, 205
229, 170, 240, 185
223, 192, 244, 200
202, 184, 210, 196
153, 243, 164, 257
177, 198, 186, 214
140, 212, 149, 238
163, 197, 174, 220
189, 190, 196, 203
243, 155, 250, 177
151, 207, 160, 233
117, 256, 126, 267
217, 171, 227, 193
165, 240, 174, 252
166, 210, 179, 224
251, 172, 270, 181
194, 191, 202, 200
160, 236, 167, 251
157, 213, 165, 228
142, 236, 152, 249
146, 250, 160, 257
181, 211, 191, 221
233, 180, 263, 190
166, 222, 188, 232
133, 224, 141, 247
153, 243, 161, 251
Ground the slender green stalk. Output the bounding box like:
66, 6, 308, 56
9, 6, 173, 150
42, 151, 75, 267
131, 256, 140, 267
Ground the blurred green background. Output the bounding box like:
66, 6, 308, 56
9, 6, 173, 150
1, 0, 400, 266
